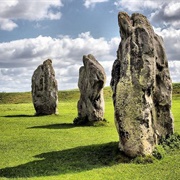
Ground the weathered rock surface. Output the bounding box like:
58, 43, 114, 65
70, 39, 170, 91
74, 54, 106, 125
110, 12, 174, 157
32, 59, 58, 115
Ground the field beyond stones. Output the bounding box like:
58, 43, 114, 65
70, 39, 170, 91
0, 85, 180, 180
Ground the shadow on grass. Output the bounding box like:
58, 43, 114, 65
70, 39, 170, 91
28, 123, 75, 129
0, 142, 131, 178
3, 114, 35, 118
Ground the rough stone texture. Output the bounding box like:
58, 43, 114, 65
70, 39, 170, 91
110, 12, 174, 157
75, 54, 106, 125
32, 59, 58, 115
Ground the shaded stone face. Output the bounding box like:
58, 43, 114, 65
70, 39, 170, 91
32, 59, 58, 115
111, 12, 174, 157
74, 54, 106, 125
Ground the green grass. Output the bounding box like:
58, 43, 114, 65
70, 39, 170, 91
0, 85, 180, 180
173, 83, 180, 94
172, 94, 180, 133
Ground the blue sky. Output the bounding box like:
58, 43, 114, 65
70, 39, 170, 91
0, 0, 119, 42
0, 0, 180, 92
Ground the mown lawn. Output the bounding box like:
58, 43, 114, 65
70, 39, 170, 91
0, 92, 179, 180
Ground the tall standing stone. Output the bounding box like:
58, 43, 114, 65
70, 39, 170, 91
32, 59, 58, 115
110, 12, 174, 157
74, 54, 106, 125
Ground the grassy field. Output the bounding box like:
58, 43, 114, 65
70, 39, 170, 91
0, 86, 180, 180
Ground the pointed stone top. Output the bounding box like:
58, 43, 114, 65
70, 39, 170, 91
43, 59, 52, 65
82, 54, 106, 80
118, 12, 154, 38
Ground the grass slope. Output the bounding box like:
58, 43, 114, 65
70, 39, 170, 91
0, 84, 180, 180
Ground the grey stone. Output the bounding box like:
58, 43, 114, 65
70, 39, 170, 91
32, 59, 58, 115
74, 54, 106, 125
110, 12, 174, 157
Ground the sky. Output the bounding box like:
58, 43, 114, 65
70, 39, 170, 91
0, 0, 180, 92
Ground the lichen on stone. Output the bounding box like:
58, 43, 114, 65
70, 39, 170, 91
74, 54, 106, 125
32, 59, 58, 115
111, 12, 174, 157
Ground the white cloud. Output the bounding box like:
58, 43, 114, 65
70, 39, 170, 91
1, 27, 179, 92
0, 0, 63, 31
0, 24, 179, 92
150, 1, 180, 28
164, 2, 180, 17
84, 0, 109, 8
0, 18, 18, 31
154, 27, 180, 61
114, 0, 159, 12
169, 61, 180, 83
0, 32, 119, 92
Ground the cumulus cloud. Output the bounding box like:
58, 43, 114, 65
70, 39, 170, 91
169, 61, 180, 83
0, 18, 18, 31
114, 0, 159, 12
0, 0, 63, 31
84, 0, 109, 8
0, 27, 179, 92
0, 32, 119, 92
150, 1, 180, 28
154, 27, 180, 61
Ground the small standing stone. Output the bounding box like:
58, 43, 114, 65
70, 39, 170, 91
32, 59, 58, 115
110, 12, 174, 157
74, 54, 106, 125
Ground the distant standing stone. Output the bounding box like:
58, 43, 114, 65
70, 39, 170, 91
74, 54, 106, 125
110, 12, 174, 157
32, 59, 58, 115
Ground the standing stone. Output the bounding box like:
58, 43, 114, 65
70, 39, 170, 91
74, 54, 106, 125
110, 12, 174, 157
32, 59, 58, 115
